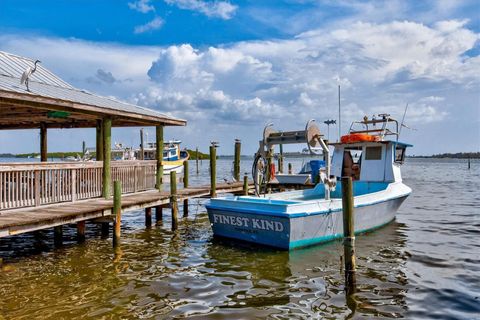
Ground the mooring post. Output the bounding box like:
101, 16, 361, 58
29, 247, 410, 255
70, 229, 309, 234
77, 221, 86, 243
342, 176, 356, 290
196, 147, 199, 174
170, 171, 178, 230
54, 225, 62, 247
183, 160, 189, 217
145, 207, 152, 228
113, 180, 122, 247
243, 173, 249, 196
234, 139, 241, 181
101, 222, 109, 238
156, 125, 164, 191
155, 205, 163, 222
279, 144, 284, 173
288, 163, 292, 175
468, 157, 471, 170
139, 128, 144, 160
210, 145, 217, 198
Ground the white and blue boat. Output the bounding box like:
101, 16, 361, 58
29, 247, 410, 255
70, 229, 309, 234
206, 115, 412, 250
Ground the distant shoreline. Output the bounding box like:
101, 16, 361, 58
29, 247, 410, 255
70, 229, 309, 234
0, 151, 478, 159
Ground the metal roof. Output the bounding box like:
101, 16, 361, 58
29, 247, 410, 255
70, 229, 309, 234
0, 51, 186, 126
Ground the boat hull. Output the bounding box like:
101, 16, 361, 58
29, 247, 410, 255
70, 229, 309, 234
207, 195, 408, 250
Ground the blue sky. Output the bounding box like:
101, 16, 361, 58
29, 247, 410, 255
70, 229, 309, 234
0, 0, 479, 155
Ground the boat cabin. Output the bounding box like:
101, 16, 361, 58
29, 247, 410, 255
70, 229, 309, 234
331, 141, 411, 183
330, 114, 412, 183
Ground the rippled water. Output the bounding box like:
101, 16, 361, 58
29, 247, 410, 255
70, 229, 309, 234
0, 158, 479, 319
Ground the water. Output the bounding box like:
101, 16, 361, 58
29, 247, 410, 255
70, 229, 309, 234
0, 158, 479, 319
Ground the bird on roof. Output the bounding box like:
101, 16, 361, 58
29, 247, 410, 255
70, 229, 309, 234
20, 59, 41, 92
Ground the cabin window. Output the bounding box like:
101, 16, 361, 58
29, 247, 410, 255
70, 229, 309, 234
395, 147, 406, 164
365, 146, 382, 160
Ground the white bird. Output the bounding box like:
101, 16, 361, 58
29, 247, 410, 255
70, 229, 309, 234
20, 59, 41, 92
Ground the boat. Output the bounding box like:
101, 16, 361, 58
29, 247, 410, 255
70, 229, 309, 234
205, 115, 412, 250
139, 140, 189, 175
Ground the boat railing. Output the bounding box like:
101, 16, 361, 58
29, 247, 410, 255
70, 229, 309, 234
0, 160, 157, 211
348, 114, 399, 141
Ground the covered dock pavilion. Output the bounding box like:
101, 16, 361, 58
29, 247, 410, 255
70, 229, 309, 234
0, 51, 194, 242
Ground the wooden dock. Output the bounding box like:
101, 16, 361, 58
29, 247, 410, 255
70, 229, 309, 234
0, 181, 252, 238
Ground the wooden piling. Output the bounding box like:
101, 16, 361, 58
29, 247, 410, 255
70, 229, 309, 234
101, 222, 109, 238
102, 117, 112, 199
145, 207, 152, 228
156, 126, 164, 191
196, 147, 199, 174
288, 163, 292, 174
113, 180, 122, 247
341, 176, 356, 288
170, 171, 178, 230
77, 221, 86, 243
279, 144, 284, 173
40, 122, 47, 162
53, 225, 62, 247
183, 160, 189, 217
155, 205, 163, 222
468, 157, 471, 170
234, 140, 241, 181
139, 128, 144, 160
96, 119, 103, 161
210, 145, 217, 198
243, 173, 249, 196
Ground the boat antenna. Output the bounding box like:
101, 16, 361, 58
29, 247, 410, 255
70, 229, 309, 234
399, 103, 409, 138
338, 85, 341, 142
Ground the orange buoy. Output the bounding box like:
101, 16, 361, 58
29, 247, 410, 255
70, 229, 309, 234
341, 134, 379, 144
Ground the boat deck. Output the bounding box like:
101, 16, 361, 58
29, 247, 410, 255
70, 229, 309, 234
0, 182, 251, 237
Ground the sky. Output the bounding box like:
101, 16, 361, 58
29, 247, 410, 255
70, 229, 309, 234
0, 0, 479, 156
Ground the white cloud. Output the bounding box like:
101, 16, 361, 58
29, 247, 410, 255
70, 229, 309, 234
134, 17, 164, 34
164, 0, 237, 19
128, 0, 155, 13
0, 18, 478, 154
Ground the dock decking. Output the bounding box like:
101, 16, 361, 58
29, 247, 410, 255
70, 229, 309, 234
0, 182, 252, 237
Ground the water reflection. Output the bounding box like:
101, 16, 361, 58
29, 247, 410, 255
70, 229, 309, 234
0, 158, 478, 319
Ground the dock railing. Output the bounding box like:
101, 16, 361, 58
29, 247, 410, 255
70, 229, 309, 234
0, 160, 157, 210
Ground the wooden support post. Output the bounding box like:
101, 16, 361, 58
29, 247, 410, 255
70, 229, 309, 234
196, 147, 199, 174
40, 122, 47, 162
183, 160, 189, 217
210, 145, 216, 198
234, 140, 241, 181
288, 163, 292, 174
155, 205, 163, 222
342, 176, 356, 289
113, 180, 122, 247
139, 128, 144, 160
145, 207, 152, 228
156, 126, 164, 191
279, 144, 284, 173
170, 171, 178, 230
102, 117, 112, 199
77, 221, 86, 243
53, 225, 62, 247
243, 173, 249, 196
101, 222, 109, 238
82, 141, 86, 157
96, 119, 103, 161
